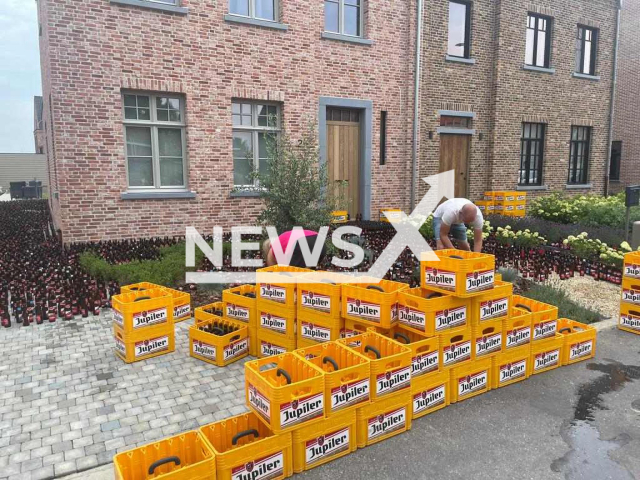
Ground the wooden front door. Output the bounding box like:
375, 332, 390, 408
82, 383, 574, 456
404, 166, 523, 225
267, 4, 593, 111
327, 108, 361, 218
440, 134, 470, 198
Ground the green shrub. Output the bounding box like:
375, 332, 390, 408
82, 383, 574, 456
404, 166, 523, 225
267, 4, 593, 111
497, 267, 520, 283
520, 283, 603, 324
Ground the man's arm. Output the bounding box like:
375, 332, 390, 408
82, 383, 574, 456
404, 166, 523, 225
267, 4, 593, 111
473, 228, 484, 253
439, 223, 456, 249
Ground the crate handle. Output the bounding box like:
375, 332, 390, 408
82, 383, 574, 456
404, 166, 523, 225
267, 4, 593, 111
393, 332, 411, 344
415, 344, 434, 354
515, 304, 532, 312
367, 285, 385, 293
450, 334, 463, 343
340, 372, 358, 384
230, 335, 240, 342
134, 296, 151, 302
629, 309, 640, 316
232, 429, 259, 445
482, 327, 496, 335
384, 360, 401, 371
148, 457, 181, 475
403, 298, 419, 308
425, 292, 444, 299
559, 327, 572, 334
449, 255, 464, 259
277, 368, 292, 385
364, 345, 381, 359
323, 356, 339, 371
513, 320, 524, 328
472, 261, 491, 271
130, 287, 145, 291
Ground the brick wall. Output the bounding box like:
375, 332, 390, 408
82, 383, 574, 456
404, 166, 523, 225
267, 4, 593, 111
612, 0, 640, 191
38, 0, 417, 243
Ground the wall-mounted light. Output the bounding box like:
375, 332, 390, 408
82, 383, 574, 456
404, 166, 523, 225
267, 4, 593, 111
479, 132, 484, 141
428, 131, 433, 140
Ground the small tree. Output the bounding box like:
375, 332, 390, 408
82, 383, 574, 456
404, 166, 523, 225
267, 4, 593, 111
255, 123, 346, 232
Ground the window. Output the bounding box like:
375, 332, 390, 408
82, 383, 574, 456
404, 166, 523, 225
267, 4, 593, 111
525, 13, 552, 68
229, 0, 276, 21
325, 0, 362, 37
448, 1, 471, 58
440, 116, 471, 128
380, 111, 387, 165
610, 141, 622, 181
576, 26, 598, 75
568, 126, 591, 185
232, 102, 280, 187
123, 93, 186, 189
519, 123, 545, 186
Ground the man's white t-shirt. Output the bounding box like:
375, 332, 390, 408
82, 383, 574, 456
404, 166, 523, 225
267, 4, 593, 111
433, 198, 484, 229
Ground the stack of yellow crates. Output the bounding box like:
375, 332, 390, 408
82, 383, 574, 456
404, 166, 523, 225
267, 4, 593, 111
478, 191, 527, 217
620, 251, 640, 335
111, 288, 175, 364
222, 285, 258, 356
121, 282, 192, 323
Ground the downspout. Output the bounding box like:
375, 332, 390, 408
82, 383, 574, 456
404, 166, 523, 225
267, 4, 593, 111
605, 0, 622, 196
411, 0, 424, 210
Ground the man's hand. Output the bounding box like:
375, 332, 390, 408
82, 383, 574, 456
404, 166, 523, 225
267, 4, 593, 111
473, 228, 484, 253
439, 223, 456, 250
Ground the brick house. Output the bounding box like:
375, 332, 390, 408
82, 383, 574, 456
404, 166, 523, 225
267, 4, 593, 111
37, 0, 621, 243
611, 0, 640, 192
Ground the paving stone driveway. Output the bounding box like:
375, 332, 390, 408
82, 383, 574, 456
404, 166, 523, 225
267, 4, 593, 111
0, 313, 249, 480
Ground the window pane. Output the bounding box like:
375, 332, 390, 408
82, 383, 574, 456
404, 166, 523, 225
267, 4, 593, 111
156, 97, 181, 123
233, 132, 254, 185
536, 31, 546, 66
157, 109, 169, 122
583, 39, 592, 74
325, 1, 339, 33
255, 0, 275, 20
525, 26, 535, 65
125, 107, 138, 120
126, 127, 152, 157
258, 133, 272, 178
576, 31, 583, 73
344, 5, 360, 36
128, 158, 154, 187
448, 2, 467, 57
158, 129, 182, 157
230, 0, 249, 16
137, 96, 150, 108
160, 158, 184, 186
124, 95, 137, 107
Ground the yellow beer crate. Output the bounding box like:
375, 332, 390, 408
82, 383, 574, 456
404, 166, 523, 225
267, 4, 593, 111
257, 328, 297, 358
503, 307, 533, 350
530, 334, 564, 375
291, 410, 356, 473
397, 287, 470, 336
342, 319, 390, 341
421, 250, 496, 297
163, 288, 192, 323
257, 301, 296, 340
294, 342, 371, 416
449, 356, 493, 403
380, 209, 403, 223
557, 319, 597, 365
469, 280, 513, 325
114, 325, 175, 364
120, 282, 163, 293
387, 326, 441, 378
331, 210, 349, 224
475, 200, 493, 214
297, 316, 343, 346
111, 288, 174, 335
337, 331, 412, 401
200, 412, 293, 480
257, 266, 312, 309
512, 295, 558, 341
189, 318, 249, 367
297, 272, 349, 321
223, 285, 257, 356
245, 353, 325, 434
341, 279, 409, 329
490, 190, 518, 202
473, 319, 504, 360
114, 430, 215, 480
492, 345, 531, 389
355, 390, 412, 448
410, 370, 450, 420
623, 251, 640, 279
483, 191, 497, 202
621, 277, 640, 306
195, 302, 225, 326
619, 302, 640, 335
440, 328, 474, 369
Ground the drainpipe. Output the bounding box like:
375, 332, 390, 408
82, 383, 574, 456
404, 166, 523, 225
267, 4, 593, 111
605, 0, 622, 197
411, 0, 424, 210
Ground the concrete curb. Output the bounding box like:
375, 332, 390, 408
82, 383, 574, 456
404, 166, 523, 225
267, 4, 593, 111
62, 464, 113, 479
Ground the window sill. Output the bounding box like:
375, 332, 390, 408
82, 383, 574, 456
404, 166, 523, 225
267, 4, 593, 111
437, 127, 476, 135
121, 191, 196, 200
110, 0, 188, 14
224, 14, 288, 30
230, 190, 264, 198
517, 185, 549, 191
566, 184, 593, 190
572, 72, 601, 81
445, 55, 476, 65
522, 65, 556, 75
321, 32, 373, 46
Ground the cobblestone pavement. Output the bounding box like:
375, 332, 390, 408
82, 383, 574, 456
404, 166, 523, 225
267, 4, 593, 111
0, 312, 249, 480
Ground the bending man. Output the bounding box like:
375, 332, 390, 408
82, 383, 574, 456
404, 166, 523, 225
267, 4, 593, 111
432, 198, 484, 252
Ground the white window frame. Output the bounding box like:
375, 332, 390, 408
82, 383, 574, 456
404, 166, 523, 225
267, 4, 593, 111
229, 0, 279, 22
122, 92, 188, 191
324, 0, 364, 38
232, 101, 281, 188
